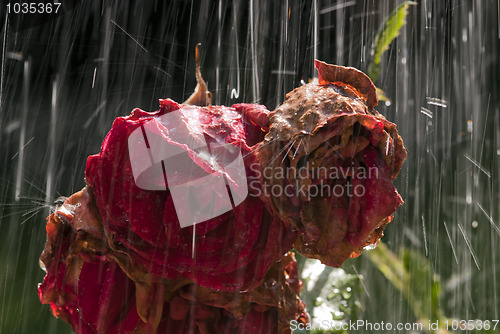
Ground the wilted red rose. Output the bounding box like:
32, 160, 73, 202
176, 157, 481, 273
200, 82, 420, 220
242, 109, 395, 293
85, 98, 295, 291
38, 187, 308, 333
257, 60, 407, 267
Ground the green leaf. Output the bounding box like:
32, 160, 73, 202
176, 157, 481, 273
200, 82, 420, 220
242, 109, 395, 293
400, 248, 445, 323
368, 1, 417, 82
365, 242, 448, 332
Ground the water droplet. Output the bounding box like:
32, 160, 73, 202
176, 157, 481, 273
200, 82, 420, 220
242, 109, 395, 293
364, 243, 377, 250
39, 259, 46, 272
467, 120, 473, 133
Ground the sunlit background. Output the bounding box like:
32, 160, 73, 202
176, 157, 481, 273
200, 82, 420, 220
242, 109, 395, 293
0, 1, 499, 333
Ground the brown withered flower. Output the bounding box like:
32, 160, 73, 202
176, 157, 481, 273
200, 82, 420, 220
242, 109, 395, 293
257, 60, 407, 267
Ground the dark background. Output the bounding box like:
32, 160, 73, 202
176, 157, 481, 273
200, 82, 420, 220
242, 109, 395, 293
0, 0, 499, 332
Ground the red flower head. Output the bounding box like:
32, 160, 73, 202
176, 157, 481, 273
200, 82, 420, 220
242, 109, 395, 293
85, 98, 295, 291
257, 60, 407, 266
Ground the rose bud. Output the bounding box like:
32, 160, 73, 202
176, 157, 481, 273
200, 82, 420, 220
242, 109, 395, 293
85, 97, 295, 292
257, 60, 407, 267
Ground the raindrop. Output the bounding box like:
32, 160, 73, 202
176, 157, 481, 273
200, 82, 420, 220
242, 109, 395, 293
467, 120, 473, 133
420, 107, 433, 118
92, 67, 97, 89
38, 260, 46, 272
466, 194, 472, 204
364, 243, 377, 250
426, 97, 448, 108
